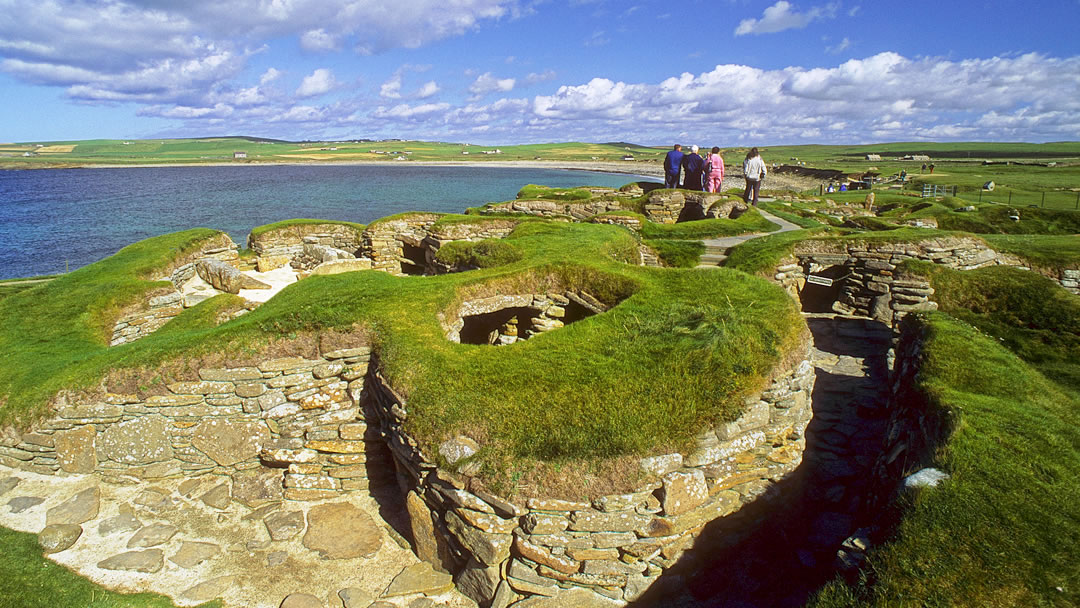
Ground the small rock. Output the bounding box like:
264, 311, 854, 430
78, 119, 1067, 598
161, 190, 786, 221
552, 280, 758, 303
98, 549, 165, 573
247, 539, 271, 551
181, 576, 237, 602
170, 541, 221, 568
8, 496, 45, 513
200, 483, 232, 509
267, 550, 288, 567
46, 486, 100, 525
438, 435, 480, 465
409, 599, 437, 608
127, 523, 178, 548
265, 509, 305, 541
178, 477, 205, 498
99, 505, 143, 536
38, 524, 82, 554
903, 467, 950, 489
134, 488, 171, 510
338, 587, 374, 608
0, 477, 21, 496
280, 593, 323, 608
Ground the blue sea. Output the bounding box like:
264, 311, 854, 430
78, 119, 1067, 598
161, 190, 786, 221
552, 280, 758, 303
0, 165, 655, 280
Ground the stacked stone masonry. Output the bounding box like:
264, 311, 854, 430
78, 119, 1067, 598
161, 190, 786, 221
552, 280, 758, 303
774, 237, 1080, 332
366, 345, 815, 607
443, 291, 613, 345
110, 240, 243, 347
0, 349, 376, 503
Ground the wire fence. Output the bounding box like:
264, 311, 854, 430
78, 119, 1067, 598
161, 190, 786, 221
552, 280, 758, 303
890, 179, 1080, 210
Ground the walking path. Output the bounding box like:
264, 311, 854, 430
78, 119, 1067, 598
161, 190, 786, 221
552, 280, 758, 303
697, 206, 802, 268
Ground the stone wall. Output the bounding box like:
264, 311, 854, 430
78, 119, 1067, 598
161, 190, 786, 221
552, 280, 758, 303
364, 215, 518, 276
773, 236, 1078, 328
442, 291, 612, 345
0, 349, 376, 503
110, 237, 242, 347
478, 199, 625, 220
642, 191, 744, 224
365, 346, 815, 607
247, 223, 364, 259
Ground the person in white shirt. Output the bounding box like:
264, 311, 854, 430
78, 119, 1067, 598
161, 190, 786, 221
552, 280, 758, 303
742, 147, 767, 206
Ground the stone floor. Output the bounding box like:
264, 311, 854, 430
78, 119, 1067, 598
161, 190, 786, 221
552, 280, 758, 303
0, 465, 477, 608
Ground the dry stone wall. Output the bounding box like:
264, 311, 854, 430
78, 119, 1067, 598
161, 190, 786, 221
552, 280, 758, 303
773, 236, 1078, 329
479, 199, 625, 220
0, 349, 376, 503
248, 224, 364, 259
110, 239, 242, 347
365, 345, 815, 607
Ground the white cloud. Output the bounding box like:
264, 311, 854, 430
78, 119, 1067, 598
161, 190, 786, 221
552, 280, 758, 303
469, 72, 516, 99
300, 29, 341, 52
825, 37, 851, 55
380, 73, 403, 99
415, 81, 441, 98
296, 68, 337, 97
735, 1, 839, 36
260, 68, 283, 84
374, 102, 452, 119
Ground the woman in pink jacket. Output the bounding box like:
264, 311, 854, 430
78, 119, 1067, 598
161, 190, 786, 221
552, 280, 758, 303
705, 147, 724, 193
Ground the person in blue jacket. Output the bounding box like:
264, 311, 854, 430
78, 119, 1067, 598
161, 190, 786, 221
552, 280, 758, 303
681, 145, 705, 191
663, 144, 683, 189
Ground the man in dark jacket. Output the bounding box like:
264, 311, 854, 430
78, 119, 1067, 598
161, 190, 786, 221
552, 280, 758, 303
680, 145, 705, 191
663, 144, 683, 189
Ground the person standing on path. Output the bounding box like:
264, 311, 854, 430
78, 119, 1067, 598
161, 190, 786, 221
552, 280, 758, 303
681, 145, 705, 191
663, 144, 684, 189
705, 146, 725, 193
742, 147, 766, 205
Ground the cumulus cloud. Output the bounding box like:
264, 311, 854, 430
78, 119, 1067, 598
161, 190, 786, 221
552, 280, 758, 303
296, 68, 337, 97
469, 72, 516, 99
0, 0, 515, 108
415, 81, 441, 98
735, 1, 839, 36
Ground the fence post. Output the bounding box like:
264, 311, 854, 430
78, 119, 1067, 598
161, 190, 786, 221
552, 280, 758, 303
1009, 191, 1012, 205
1075, 191, 1079, 209
1042, 192, 1045, 207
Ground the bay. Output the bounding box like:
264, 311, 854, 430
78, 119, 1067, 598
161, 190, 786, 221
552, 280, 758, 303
0, 164, 653, 280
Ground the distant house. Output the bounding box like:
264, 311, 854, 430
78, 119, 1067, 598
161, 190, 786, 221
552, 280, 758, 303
865, 154, 882, 162
622, 155, 635, 161
901, 154, 930, 161
233, 151, 248, 159
461, 151, 470, 155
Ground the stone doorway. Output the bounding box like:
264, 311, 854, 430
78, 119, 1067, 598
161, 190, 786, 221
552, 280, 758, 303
800, 264, 849, 313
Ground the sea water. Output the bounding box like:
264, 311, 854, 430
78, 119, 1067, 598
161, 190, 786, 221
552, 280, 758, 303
0, 165, 654, 279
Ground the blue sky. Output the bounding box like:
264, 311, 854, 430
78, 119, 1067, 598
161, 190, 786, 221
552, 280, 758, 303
1, 0, 1078, 145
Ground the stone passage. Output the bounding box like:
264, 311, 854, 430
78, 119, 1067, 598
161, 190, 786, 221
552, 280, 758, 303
445, 291, 614, 345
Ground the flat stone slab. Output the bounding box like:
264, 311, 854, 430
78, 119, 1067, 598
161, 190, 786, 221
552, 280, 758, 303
98, 549, 165, 573
8, 496, 44, 513
382, 562, 455, 598
181, 575, 237, 603
200, 482, 232, 509
0, 476, 21, 496
46, 486, 100, 525
39, 523, 82, 554
170, 541, 221, 568
338, 587, 375, 608
127, 523, 178, 548
265, 509, 305, 541
98, 505, 142, 536
303, 502, 382, 559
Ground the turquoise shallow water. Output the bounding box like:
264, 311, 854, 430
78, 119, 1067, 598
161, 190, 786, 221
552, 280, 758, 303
0, 165, 654, 280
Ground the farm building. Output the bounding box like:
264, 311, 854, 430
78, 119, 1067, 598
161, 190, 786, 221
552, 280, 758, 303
865, 154, 882, 161
233, 151, 247, 159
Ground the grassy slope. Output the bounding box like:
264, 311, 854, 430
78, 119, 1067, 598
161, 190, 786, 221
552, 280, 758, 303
809, 261, 1080, 607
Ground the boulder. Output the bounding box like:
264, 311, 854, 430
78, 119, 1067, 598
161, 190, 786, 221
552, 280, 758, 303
196, 258, 270, 294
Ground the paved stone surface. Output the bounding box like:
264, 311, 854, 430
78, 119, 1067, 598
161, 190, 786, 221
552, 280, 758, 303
0, 466, 477, 608
46, 486, 99, 525
126, 523, 178, 548
383, 562, 455, 598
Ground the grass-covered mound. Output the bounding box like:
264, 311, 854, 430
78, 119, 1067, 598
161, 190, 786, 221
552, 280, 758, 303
516, 184, 594, 201
434, 238, 524, 269
247, 218, 366, 240
0, 216, 805, 497
812, 308, 1080, 607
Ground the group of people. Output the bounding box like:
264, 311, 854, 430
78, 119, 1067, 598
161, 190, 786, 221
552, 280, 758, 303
663, 144, 767, 205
